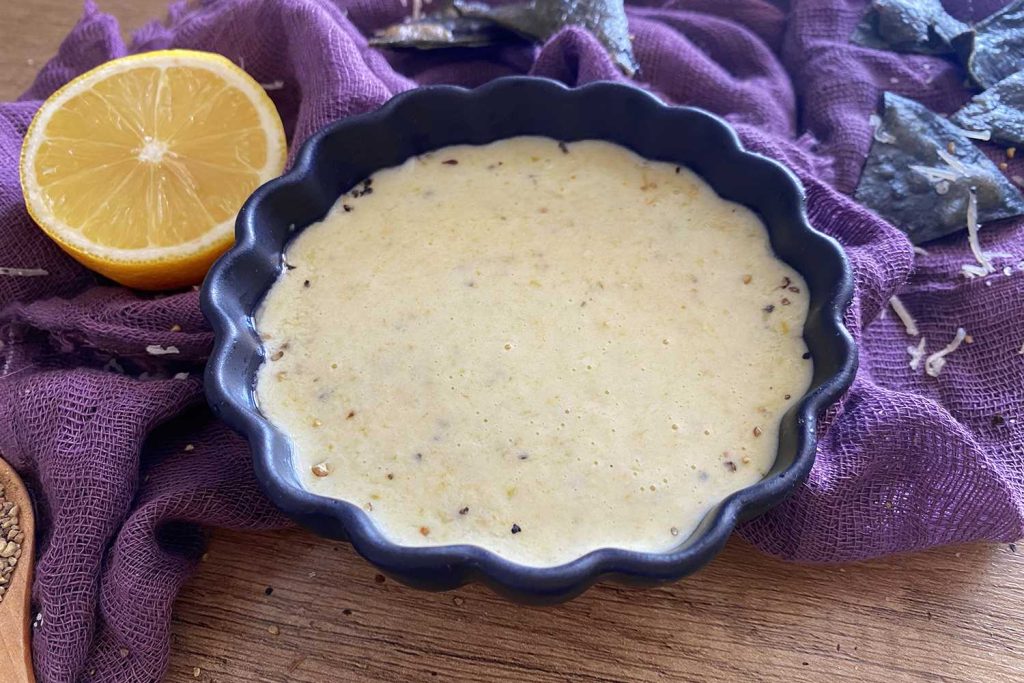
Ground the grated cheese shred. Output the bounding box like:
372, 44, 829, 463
964, 187, 995, 277
908, 337, 927, 371
0, 267, 48, 277
889, 296, 919, 336
925, 328, 967, 377
146, 345, 180, 356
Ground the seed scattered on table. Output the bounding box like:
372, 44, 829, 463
311, 462, 331, 477
458, 506, 469, 515
267, 625, 280, 635
510, 523, 522, 534
193, 666, 201, 678
753, 426, 763, 437
742, 274, 752, 284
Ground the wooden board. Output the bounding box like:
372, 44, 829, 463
4, 3, 1024, 682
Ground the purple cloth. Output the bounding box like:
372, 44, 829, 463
1, 0, 1021, 680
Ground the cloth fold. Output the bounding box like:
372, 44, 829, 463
0, 1, 1021, 681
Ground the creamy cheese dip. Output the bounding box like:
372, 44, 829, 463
255, 137, 812, 567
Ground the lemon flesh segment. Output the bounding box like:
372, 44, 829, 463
21, 50, 287, 290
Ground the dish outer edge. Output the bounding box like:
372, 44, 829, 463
201, 76, 859, 603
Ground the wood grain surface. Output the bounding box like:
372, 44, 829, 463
4, 3, 1024, 682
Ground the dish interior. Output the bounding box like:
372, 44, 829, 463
253, 136, 813, 567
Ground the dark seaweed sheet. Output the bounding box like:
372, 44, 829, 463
855, 92, 1024, 244
952, 70, 1024, 146
455, 0, 638, 76
370, 8, 521, 49
953, 0, 1024, 89
852, 0, 970, 55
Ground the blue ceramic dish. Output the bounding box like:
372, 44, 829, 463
202, 77, 857, 604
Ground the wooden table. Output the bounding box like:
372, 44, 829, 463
4, 3, 1023, 681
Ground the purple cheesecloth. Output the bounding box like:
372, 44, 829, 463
0, 0, 1021, 680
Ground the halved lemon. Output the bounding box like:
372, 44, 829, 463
20, 50, 287, 290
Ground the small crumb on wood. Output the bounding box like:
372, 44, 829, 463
267, 625, 280, 635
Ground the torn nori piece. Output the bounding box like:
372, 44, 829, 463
953, 0, 1024, 89
854, 92, 1024, 244
952, 70, 1024, 146
454, 0, 638, 76
851, 0, 970, 55
370, 7, 521, 49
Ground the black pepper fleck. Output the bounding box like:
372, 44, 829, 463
415, 452, 423, 461
303, 280, 310, 288
674, 166, 681, 174
763, 304, 775, 313
518, 453, 529, 460
351, 179, 374, 197
558, 141, 569, 154
343, 608, 353, 615
442, 159, 459, 165
386, 473, 394, 480
784, 394, 791, 400
724, 461, 737, 472
510, 524, 522, 534
343, 204, 353, 212
347, 410, 356, 419
284, 263, 296, 271
459, 507, 469, 515
264, 586, 274, 596
802, 352, 812, 359
1010, 543, 1017, 553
